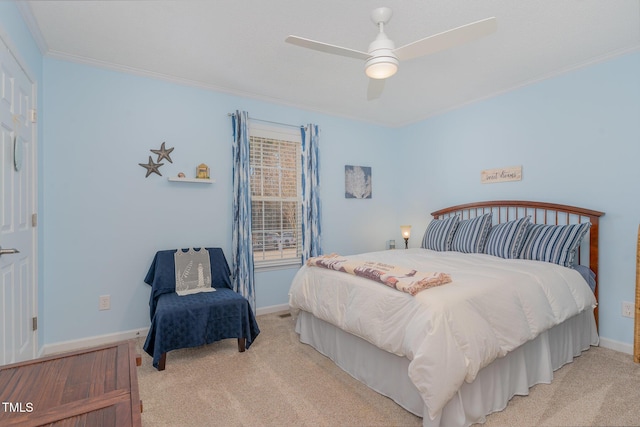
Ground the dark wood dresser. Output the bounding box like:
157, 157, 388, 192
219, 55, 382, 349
0, 340, 142, 427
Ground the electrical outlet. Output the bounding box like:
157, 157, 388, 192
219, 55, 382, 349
99, 295, 111, 311
622, 301, 634, 318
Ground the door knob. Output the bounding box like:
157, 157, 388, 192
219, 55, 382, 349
0, 247, 20, 256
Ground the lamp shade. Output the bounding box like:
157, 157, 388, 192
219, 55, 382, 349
400, 225, 412, 239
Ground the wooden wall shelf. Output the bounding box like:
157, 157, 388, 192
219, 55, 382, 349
168, 177, 215, 184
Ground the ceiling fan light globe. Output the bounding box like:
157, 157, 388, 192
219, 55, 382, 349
365, 57, 398, 79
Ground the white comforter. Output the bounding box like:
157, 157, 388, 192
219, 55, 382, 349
288, 249, 597, 420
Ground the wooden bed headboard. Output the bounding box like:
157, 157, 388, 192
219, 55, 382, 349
634, 225, 639, 364
431, 200, 605, 326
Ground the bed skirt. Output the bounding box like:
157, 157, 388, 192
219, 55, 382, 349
295, 309, 598, 427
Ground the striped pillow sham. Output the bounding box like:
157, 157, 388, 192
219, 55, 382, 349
421, 215, 460, 251
519, 222, 591, 268
484, 216, 530, 259
449, 213, 493, 253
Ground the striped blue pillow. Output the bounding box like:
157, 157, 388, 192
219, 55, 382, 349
421, 215, 460, 251
484, 216, 530, 259
519, 222, 591, 267
450, 213, 493, 253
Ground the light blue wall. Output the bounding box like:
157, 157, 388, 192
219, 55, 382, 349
0, 3, 41, 73
41, 58, 399, 343
2, 2, 639, 350
397, 50, 640, 347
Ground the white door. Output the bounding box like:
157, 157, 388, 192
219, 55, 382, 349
0, 35, 37, 364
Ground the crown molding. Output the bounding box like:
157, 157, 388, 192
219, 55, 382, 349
43, 41, 640, 130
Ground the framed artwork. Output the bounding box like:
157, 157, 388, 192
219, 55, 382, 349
345, 165, 372, 199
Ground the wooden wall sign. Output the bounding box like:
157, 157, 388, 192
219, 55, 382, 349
481, 166, 522, 184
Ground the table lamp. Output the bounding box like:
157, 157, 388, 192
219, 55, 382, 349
400, 225, 412, 249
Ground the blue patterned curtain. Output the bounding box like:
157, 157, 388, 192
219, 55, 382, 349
300, 124, 322, 263
231, 111, 255, 312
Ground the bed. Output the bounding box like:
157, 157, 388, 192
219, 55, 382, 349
288, 200, 604, 427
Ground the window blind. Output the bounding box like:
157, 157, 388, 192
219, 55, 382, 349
249, 124, 302, 267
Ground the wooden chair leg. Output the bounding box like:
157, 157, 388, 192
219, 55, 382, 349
237, 338, 246, 352
157, 352, 166, 371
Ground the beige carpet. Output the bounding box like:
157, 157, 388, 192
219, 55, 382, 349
136, 312, 640, 427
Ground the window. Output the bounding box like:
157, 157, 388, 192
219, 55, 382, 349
249, 123, 302, 269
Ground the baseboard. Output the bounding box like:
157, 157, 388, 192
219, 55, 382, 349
38, 304, 289, 357
39, 327, 149, 357
598, 337, 633, 355
38, 316, 631, 359
256, 303, 290, 316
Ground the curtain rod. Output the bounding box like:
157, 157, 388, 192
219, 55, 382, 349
227, 113, 303, 130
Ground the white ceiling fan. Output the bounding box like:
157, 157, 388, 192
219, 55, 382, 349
285, 7, 497, 100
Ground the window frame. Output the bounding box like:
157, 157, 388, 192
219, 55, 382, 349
249, 122, 302, 271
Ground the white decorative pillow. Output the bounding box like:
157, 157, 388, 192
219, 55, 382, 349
484, 216, 530, 259
174, 248, 216, 296
449, 213, 493, 253
421, 216, 460, 251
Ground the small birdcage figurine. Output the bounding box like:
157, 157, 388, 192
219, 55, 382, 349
196, 163, 210, 179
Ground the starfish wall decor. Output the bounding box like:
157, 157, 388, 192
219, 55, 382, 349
139, 142, 175, 178
139, 156, 164, 177
151, 142, 174, 163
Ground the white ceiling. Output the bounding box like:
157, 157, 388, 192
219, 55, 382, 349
22, 0, 640, 127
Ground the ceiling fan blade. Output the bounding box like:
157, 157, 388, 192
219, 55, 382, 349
285, 35, 370, 60
394, 17, 497, 61
367, 78, 385, 101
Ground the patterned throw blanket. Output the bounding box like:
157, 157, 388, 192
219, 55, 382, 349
306, 253, 452, 296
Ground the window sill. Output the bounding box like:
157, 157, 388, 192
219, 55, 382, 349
254, 259, 301, 272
